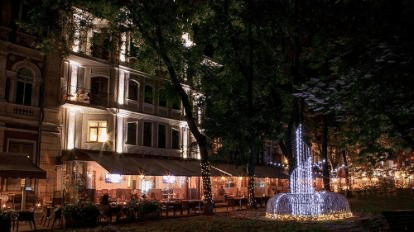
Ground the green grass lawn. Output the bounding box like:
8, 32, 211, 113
349, 191, 414, 215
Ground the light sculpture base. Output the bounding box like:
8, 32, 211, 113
266, 191, 353, 221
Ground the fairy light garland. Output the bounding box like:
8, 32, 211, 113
200, 160, 213, 209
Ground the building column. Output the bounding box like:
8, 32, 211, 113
0, 122, 5, 153
181, 125, 188, 159
119, 32, 128, 63
69, 61, 79, 101
0, 53, 7, 101
117, 69, 128, 105
67, 109, 76, 150
116, 114, 124, 153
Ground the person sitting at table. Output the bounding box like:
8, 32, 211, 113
129, 194, 138, 207
217, 186, 225, 202
100, 194, 110, 206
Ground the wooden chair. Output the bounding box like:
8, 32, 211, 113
40, 206, 53, 227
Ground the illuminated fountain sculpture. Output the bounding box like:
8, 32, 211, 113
266, 124, 352, 221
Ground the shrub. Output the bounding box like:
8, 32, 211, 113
139, 201, 159, 214
63, 202, 100, 228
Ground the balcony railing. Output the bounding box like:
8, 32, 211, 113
63, 86, 109, 107
0, 102, 40, 120
0, 26, 38, 48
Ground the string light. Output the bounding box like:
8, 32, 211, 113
266, 124, 353, 221
200, 160, 213, 211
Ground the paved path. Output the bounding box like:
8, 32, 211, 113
222, 209, 390, 232
16, 208, 390, 232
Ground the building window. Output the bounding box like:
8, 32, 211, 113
225, 179, 235, 189
5, 78, 10, 102
144, 85, 153, 104
128, 80, 139, 101
90, 32, 111, 60
8, 140, 35, 161
143, 122, 152, 147
172, 129, 179, 149
126, 122, 137, 145
15, 68, 33, 106
171, 95, 180, 110
158, 124, 166, 148
159, 89, 167, 107
88, 120, 107, 142
90, 76, 108, 106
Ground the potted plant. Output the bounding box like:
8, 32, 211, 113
138, 201, 160, 220
0, 211, 11, 232
63, 202, 100, 228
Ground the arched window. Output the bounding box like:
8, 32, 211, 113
16, 68, 33, 105
144, 85, 153, 104
128, 80, 139, 101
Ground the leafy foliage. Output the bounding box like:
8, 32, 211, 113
290, 0, 414, 164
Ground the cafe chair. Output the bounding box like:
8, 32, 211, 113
50, 207, 63, 230
13, 211, 36, 232
40, 205, 53, 227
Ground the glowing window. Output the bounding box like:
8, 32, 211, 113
88, 120, 107, 142
141, 179, 153, 194
105, 173, 122, 183
162, 175, 176, 184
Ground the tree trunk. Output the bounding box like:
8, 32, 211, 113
342, 150, 351, 196
322, 115, 330, 191
247, 147, 257, 209
200, 158, 214, 214
150, 32, 214, 215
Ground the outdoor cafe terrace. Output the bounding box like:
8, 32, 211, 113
56, 149, 289, 206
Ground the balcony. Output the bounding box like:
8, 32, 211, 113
0, 26, 38, 48
62, 86, 109, 108
0, 102, 40, 120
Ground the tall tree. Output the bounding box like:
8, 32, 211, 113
296, 0, 414, 165
196, 0, 290, 207
121, 0, 215, 214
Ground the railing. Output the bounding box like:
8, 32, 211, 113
0, 26, 38, 48
63, 86, 109, 107
0, 102, 40, 120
